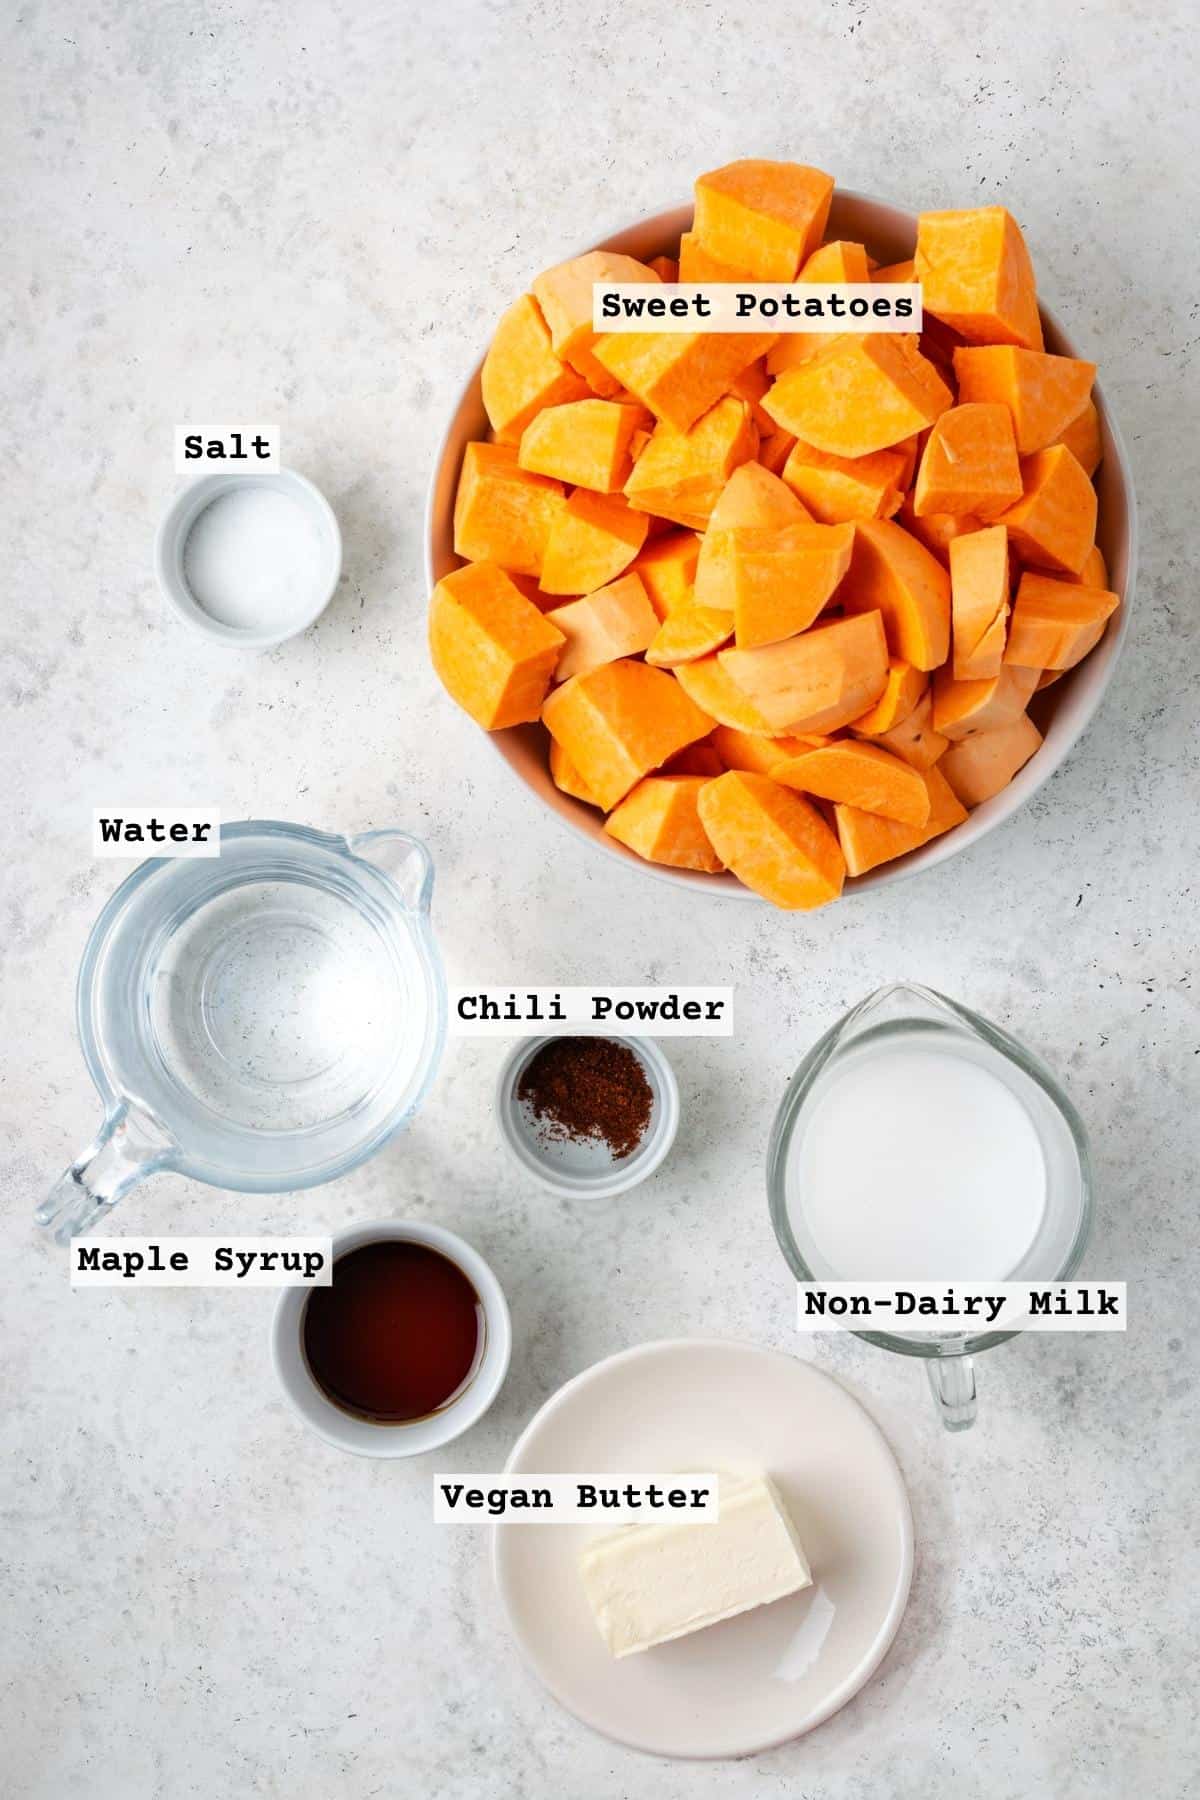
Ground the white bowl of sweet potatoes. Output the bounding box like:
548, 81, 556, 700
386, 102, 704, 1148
425, 174, 1137, 907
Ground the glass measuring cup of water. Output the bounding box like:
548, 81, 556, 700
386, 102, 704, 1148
38, 823, 446, 1243
767, 984, 1092, 1431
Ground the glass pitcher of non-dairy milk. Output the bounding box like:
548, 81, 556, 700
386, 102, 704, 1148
767, 984, 1092, 1431
38, 822, 446, 1243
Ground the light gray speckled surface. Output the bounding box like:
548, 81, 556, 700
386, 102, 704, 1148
2, 2, 1198, 1795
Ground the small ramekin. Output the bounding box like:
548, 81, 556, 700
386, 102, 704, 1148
495, 1034, 680, 1200
154, 466, 342, 648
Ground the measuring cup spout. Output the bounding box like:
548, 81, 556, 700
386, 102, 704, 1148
925, 1356, 978, 1432
36, 1103, 177, 1244
348, 830, 434, 913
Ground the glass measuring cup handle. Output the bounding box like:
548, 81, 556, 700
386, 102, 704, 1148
348, 830, 434, 912
36, 1102, 177, 1245
925, 1356, 978, 1431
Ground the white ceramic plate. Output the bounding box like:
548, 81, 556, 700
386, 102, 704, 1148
493, 1338, 913, 1759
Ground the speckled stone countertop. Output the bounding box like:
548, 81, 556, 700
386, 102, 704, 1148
2, 2, 1197, 1795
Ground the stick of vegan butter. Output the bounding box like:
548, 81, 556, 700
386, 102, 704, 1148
578, 1472, 811, 1657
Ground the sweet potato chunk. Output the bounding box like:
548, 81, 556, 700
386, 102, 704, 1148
673, 656, 772, 733
700, 522, 855, 648
835, 764, 967, 875
540, 489, 649, 595
630, 530, 701, 619
1003, 571, 1119, 671
481, 294, 591, 441
541, 658, 713, 810
772, 741, 932, 827
549, 737, 602, 806
644, 605, 733, 667
710, 725, 827, 776
767, 239, 871, 374
952, 346, 1095, 455
915, 208, 1043, 351
1052, 399, 1103, 478
873, 258, 915, 284
693, 159, 834, 281
848, 659, 926, 736
994, 445, 1097, 575
913, 404, 1022, 519
453, 442, 566, 577
949, 526, 1010, 681
873, 689, 948, 770
940, 714, 1043, 807
898, 497, 983, 564
841, 518, 951, 670
518, 399, 648, 492
707, 461, 811, 532
763, 335, 953, 458
677, 230, 749, 282
624, 396, 758, 529
429, 562, 563, 731
781, 441, 905, 524
697, 770, 846, 909
720, 611, 889, 734
648, 255, 678, 282
932, 662, 1040, 740
592, 329, 775, 435
532, 252, 661, 396
605, 775, 723, 872
1066, 544, 1109, 589
544, 572, 658, 681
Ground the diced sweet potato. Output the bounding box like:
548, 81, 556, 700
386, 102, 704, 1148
696, 770, 846, 908
1003, 571, 1119, 671
605, 775, 724, 872
767, 240, 871, 374
940, 714, 1043, 807
706, 460, 811, 532
841, 518, 951, 670
540, 489, 649, 595
645, 605, 734, 667
994, 445, 1097, 575
549, 737, 602, 806
429, 562, 563, 730
873, 258, 915, 284
874, 689, 948, 769
481, 294, 591, 441
624, 396, 758, 529
544, 572, 659, 680
630, 530, 701, 619
932, 662, 1040, 739
532, 252, 661, 396
710, 725, 825, 775
673, 655, 773, 733
677, 230, 749, 282
453, 442, 566, 577
835, 764, 967, 875
771, 741, 932, 827
913, 403, 1022, 519
1066, 544, 1109, 589
782, 440, 906, 523
949, 526, 1011, 680
518, 399, 648, 492
698, 522, 854, 649
763, 334, 953, 457
914, 208, 1043, 350
591, 329, 775, 435
719, 610, 889, 734
898, 497, 983, 564
693, 159, 834, 282
1052, 399, 1103, 478
848, 659, 926, 736
952, 346, 1096, 455
541, 658, 714, 811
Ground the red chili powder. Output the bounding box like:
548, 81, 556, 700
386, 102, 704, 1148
517, 1036, 654, 1162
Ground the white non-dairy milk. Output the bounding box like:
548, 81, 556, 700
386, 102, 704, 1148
792, 1036, 1047, 1282
182, 485, 322, 632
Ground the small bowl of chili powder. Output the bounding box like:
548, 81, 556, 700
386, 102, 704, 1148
495, 1034, 679, 1199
